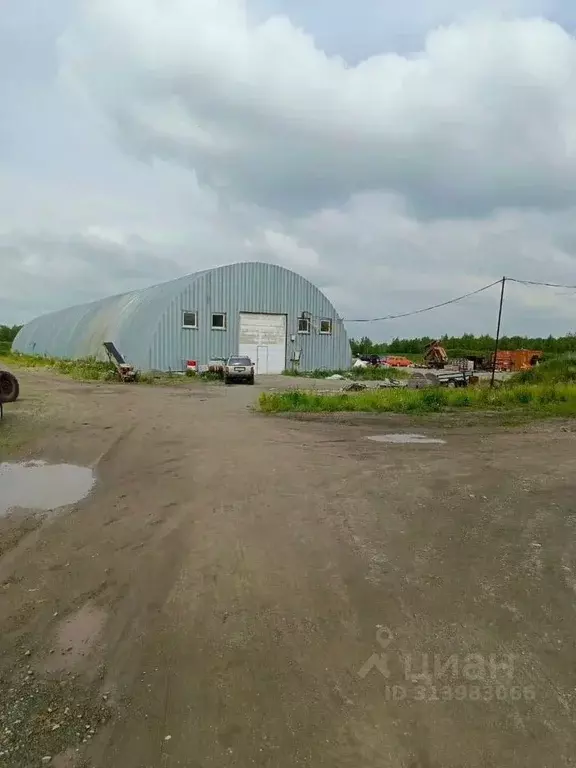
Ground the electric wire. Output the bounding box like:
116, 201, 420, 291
344, 279, 502, 323
341, 275, 576, 324
507, 277, 576, 290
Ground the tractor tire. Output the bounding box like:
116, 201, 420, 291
0, 371, 20, 403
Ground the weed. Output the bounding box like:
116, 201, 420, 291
1, 352, 116, 381
259, 382, 576, 418
0, 352, 219, 386
419, 389, 448, 411
282, 367, 410, 380
511, 354, 576, 385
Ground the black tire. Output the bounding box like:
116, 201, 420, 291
0, 371, 19, 403
224, 376, 231, 385
248, 376, 255, 385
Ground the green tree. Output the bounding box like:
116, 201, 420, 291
0, 325, 22, 343
350, 332, 576, 359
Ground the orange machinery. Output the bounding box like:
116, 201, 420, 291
424, 340, 449, 369
384, 356, 413, 368
492, 350, 542, 372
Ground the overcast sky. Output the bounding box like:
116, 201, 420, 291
2, 0, 576, 340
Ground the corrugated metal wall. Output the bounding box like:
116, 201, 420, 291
13, 262, 351, 372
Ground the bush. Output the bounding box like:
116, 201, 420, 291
199, 371, 222, 382
259, 382, 576, 417
511, 354, 576, 385
0, 352, 115, 380
419, 389, 448, 411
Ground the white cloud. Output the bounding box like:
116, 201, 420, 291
286, 192, 576, 336
59, 3, 576, 215
3, 178, 576, 337
259, 230, 321, 269
2, 0, 576, 341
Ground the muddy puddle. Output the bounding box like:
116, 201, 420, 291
366, 433, 446, 445
0, 460, 95, 517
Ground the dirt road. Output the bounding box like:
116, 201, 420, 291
1, 370, 576, 767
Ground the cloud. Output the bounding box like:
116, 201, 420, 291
0, 166, 249, 322
284, 193, 576, 337
59, 2, 576, 216
3, 0, 576, 341
3, 178, 576, 337
251, 229, 321, 269
0, 229, 182, 322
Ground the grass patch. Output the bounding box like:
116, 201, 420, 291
282, 367, 411, 380
198, 370, 223, 382
259, 383, 576, 417
2, 352, 118, 381
511, 354, 576, 385
0, 352, 223, 386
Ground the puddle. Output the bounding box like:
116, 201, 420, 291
366, 433, 446, 445
0, 460, 95, 517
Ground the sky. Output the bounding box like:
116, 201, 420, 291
2, 0, 576, 341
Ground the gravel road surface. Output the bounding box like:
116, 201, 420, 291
1, 370, 576, 767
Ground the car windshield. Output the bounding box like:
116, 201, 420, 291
229, 357, 251, 365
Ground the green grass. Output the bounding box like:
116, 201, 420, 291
0, 351, 220, 385
0, 341, 12, 356
282, 367, 411, 380
1, 351, 119, 381
511, 354, 576, 385
259, 383, 576, 417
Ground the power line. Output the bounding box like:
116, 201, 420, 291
344, 279, 502, 323
342, 274, 576, 324
508, 277, 576, 290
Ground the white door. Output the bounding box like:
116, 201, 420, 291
239, 313, 287, 374
256, 346, 269, 373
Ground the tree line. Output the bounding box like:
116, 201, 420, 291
3, 324, 576, 359
0, 325, 21, 343
350, 333, 576, 358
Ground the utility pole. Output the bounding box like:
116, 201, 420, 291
490, 276, 506, 388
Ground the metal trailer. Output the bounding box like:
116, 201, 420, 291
430, 371, 475, 388
408, 370, 475, 389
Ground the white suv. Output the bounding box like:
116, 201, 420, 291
224, 356, 255, 385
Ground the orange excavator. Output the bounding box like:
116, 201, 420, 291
424, 340, 448, 369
